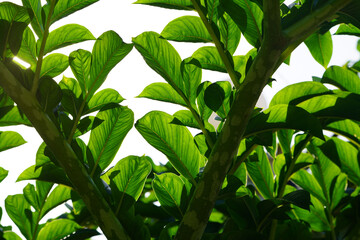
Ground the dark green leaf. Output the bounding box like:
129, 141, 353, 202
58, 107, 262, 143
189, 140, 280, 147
161, 16, 211, 42
136, 111, 205, 184
74, 116, 103, 137
181, 57, 202, 107
37, 219, 81, 240
137, 82, 186, 107
22, 0, 43, 38
88, 104, 134, 173
85, 88, 125, 114
338, 1, 360, 29
283, 190, 311, 211
192, 46, 226, 72
304, 31, 332, 68
35, 53, 68, 78
0, 131, 26, 151
134, 0, 193, 10
204, 81, 232, 119
69, 49, 91, 94
36, 77, 62, 113
89, 31, 133, 96
59, 76, 83, 117
226, 195, 259, 229
196, 81, 213, 121
321, 66, 360, 94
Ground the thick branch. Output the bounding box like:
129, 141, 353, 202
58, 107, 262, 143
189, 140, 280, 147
0, 62, 130, 240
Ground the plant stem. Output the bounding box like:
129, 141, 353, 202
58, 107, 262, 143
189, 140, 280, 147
31, 0, 56, 95
190, 0, 240, 89
0, 62, 130, 240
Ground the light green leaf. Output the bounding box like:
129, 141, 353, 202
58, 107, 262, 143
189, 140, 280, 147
41, 185, 71, 219
134, 0, 193, 10
270, 81, 329, 107
219, 13, 241, 55
21, 0, 43, 38
17, 27, 37, 66
49, 0, 99, 24
204, 81, 232, 119
5, 194, 33, 240
0, 131, 26, 151
222, 0, 263, 47
0, 106, 32, 126
321, 66, 360, 94
88, 105, 134, 173
245, 146, 274, 199
304, 31, 332, 68
173, 110, 200, 129
181, 58, 201, 107
196, 81, 213, 121
324, 119, 360, 146
335, 23, 360, 37
85, 88, 125, 114
36, 53, 68, 78
137, 82, 186, 107
59, 76, 83, 117
330, 173, 347, 210
152, 173, 188, 219
192, 46, 226, 72
0, 2, 29, 22
40, 24, 95, 55
244, 104, 324, 140
74, 116, 103, 137
37, 219, 81, 240
89, 31, 133, 96
0, 166, 8, 183
69, 49, 91, 93
3, 231, 22, 240
161, 16, 211, 43
135, 111, 205, 184
206, 0, 221, 22
110, 156, 152, 211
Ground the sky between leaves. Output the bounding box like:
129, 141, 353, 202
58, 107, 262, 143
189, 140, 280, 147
0, 0, 359, 238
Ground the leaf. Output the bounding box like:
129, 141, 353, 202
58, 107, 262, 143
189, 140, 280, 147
74, 116, 103, 137
283, 190, 311, 211
204, 81, 232, 119
245, 146, 274, 199
244, 104, 324, 140
40, 185, 71, 219
22, 0, 44, 38
330, 173, 347, 210
69, 49, 91, 93
59, 76, 83, 117
0, 106, 31, 126
134, 0, 193, 10
222, 0, 263, 47
40, 24, 95, 55
191, 46, 226, 72
0, 166, 8, 183
16, 27, 37, 66
196, 81, 213, 121
37, 219, 81, 240
133, 31, 185, 94
0, 131, 26, 151
161, 16, 211, 43
3, 231, 22, 240
36, 53, 69, 78
338, 1, 360, 29
304, 31, 332, 68
226, 195, 259, 229
335, 23, 360, 37
219, 13, 241, 55
109, 156, 152, 211
88, 104, 134, 173
84, 88, 124, 114
49, 0, 99, 24
152, 173, 188, 219
5, 194, 33, 239
89, 31, 133, 96
324, 119, 360, 146
181, 58, 202, 106
36, 77, 62, 113
321, 66, 360, 94
135, 111, 205, 183
137, 82, 186, 107
173, 110, 200, 129
269, 81, 329, 107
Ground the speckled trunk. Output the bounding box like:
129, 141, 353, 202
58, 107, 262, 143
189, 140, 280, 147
0, 62, 130, 240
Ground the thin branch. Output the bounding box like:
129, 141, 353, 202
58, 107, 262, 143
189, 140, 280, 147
0, 62, 130, 240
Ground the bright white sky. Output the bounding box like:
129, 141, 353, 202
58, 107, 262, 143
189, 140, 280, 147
1, 0, 359, 238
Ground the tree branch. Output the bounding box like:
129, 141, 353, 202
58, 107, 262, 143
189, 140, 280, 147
0, 62, 130, 240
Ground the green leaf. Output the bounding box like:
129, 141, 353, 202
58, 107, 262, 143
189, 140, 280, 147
5, 194, 34, 239
137, 82, 186, 107
0, 106, 31, 126
330, 173, 347, 210
74, 116, 103, 137
59, 76, 83, 117
40, 24, 95, 55
109, 156, 152, 211
152, 173, 188, 219
181, 58, 202, 107
135, 111, 205, 184
37, 219, 81, 240
245, 146, 274, 199
133, 31, 185, 94
321, 66, 360, 94
49, 0, 99, 24
324, 119, 360, 146
173, 110, 200, 129
219, 13, 241, 55
319, 138, 360, 185
69, 49, 91, 93
196, 81, 213, 121
304, 31, 332, 68
270, 81, 329, 107
134, 0, 193, 10
283, 190, 311, 211
88, 104, 134, 173
0, 131, 26, 151
338, 1, 360, 29
335, 23, 360, 37
204, 81, 232, 119
89, 31, 133, 96
23, 181, 53, 213
161, 16, 211, 43
40, 185, 71, 219
0, 166, 8, 183
3, 231, 22, 240
222, 0, 263, 47
0, 2, 29, 23
36, 53, 69, 78
244, 104, 324, 140
17, 163, 72, 186
84, 88, 125, 115
192, 46, 226, 72
22, 0, 44, 38
16, 27, 37, 66
36, 77, 62, 113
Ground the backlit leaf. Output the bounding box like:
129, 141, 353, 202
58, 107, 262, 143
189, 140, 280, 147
16, 27, 37, 66
21, 0, 43, 38
181, 58, 201, 106
204, 81, 232, 118
219, 13, 241, 55
40, 185, 71, 219
335, 23, 360, 37
69, 49, 91, 93
36, 77, 62, 113
324, 119, 360, 146
0, 166, 8, 183
85, 88, 124, 114
59, 76, 83, 117
0, 131, 26, 152
37, 53, 68, 78
321, 66, 360, 94
192, 46, 226, 72
0, 106, 31, 126
37, 219, 81, 240
304, 31, 332, 68
134, 0, 193, 10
